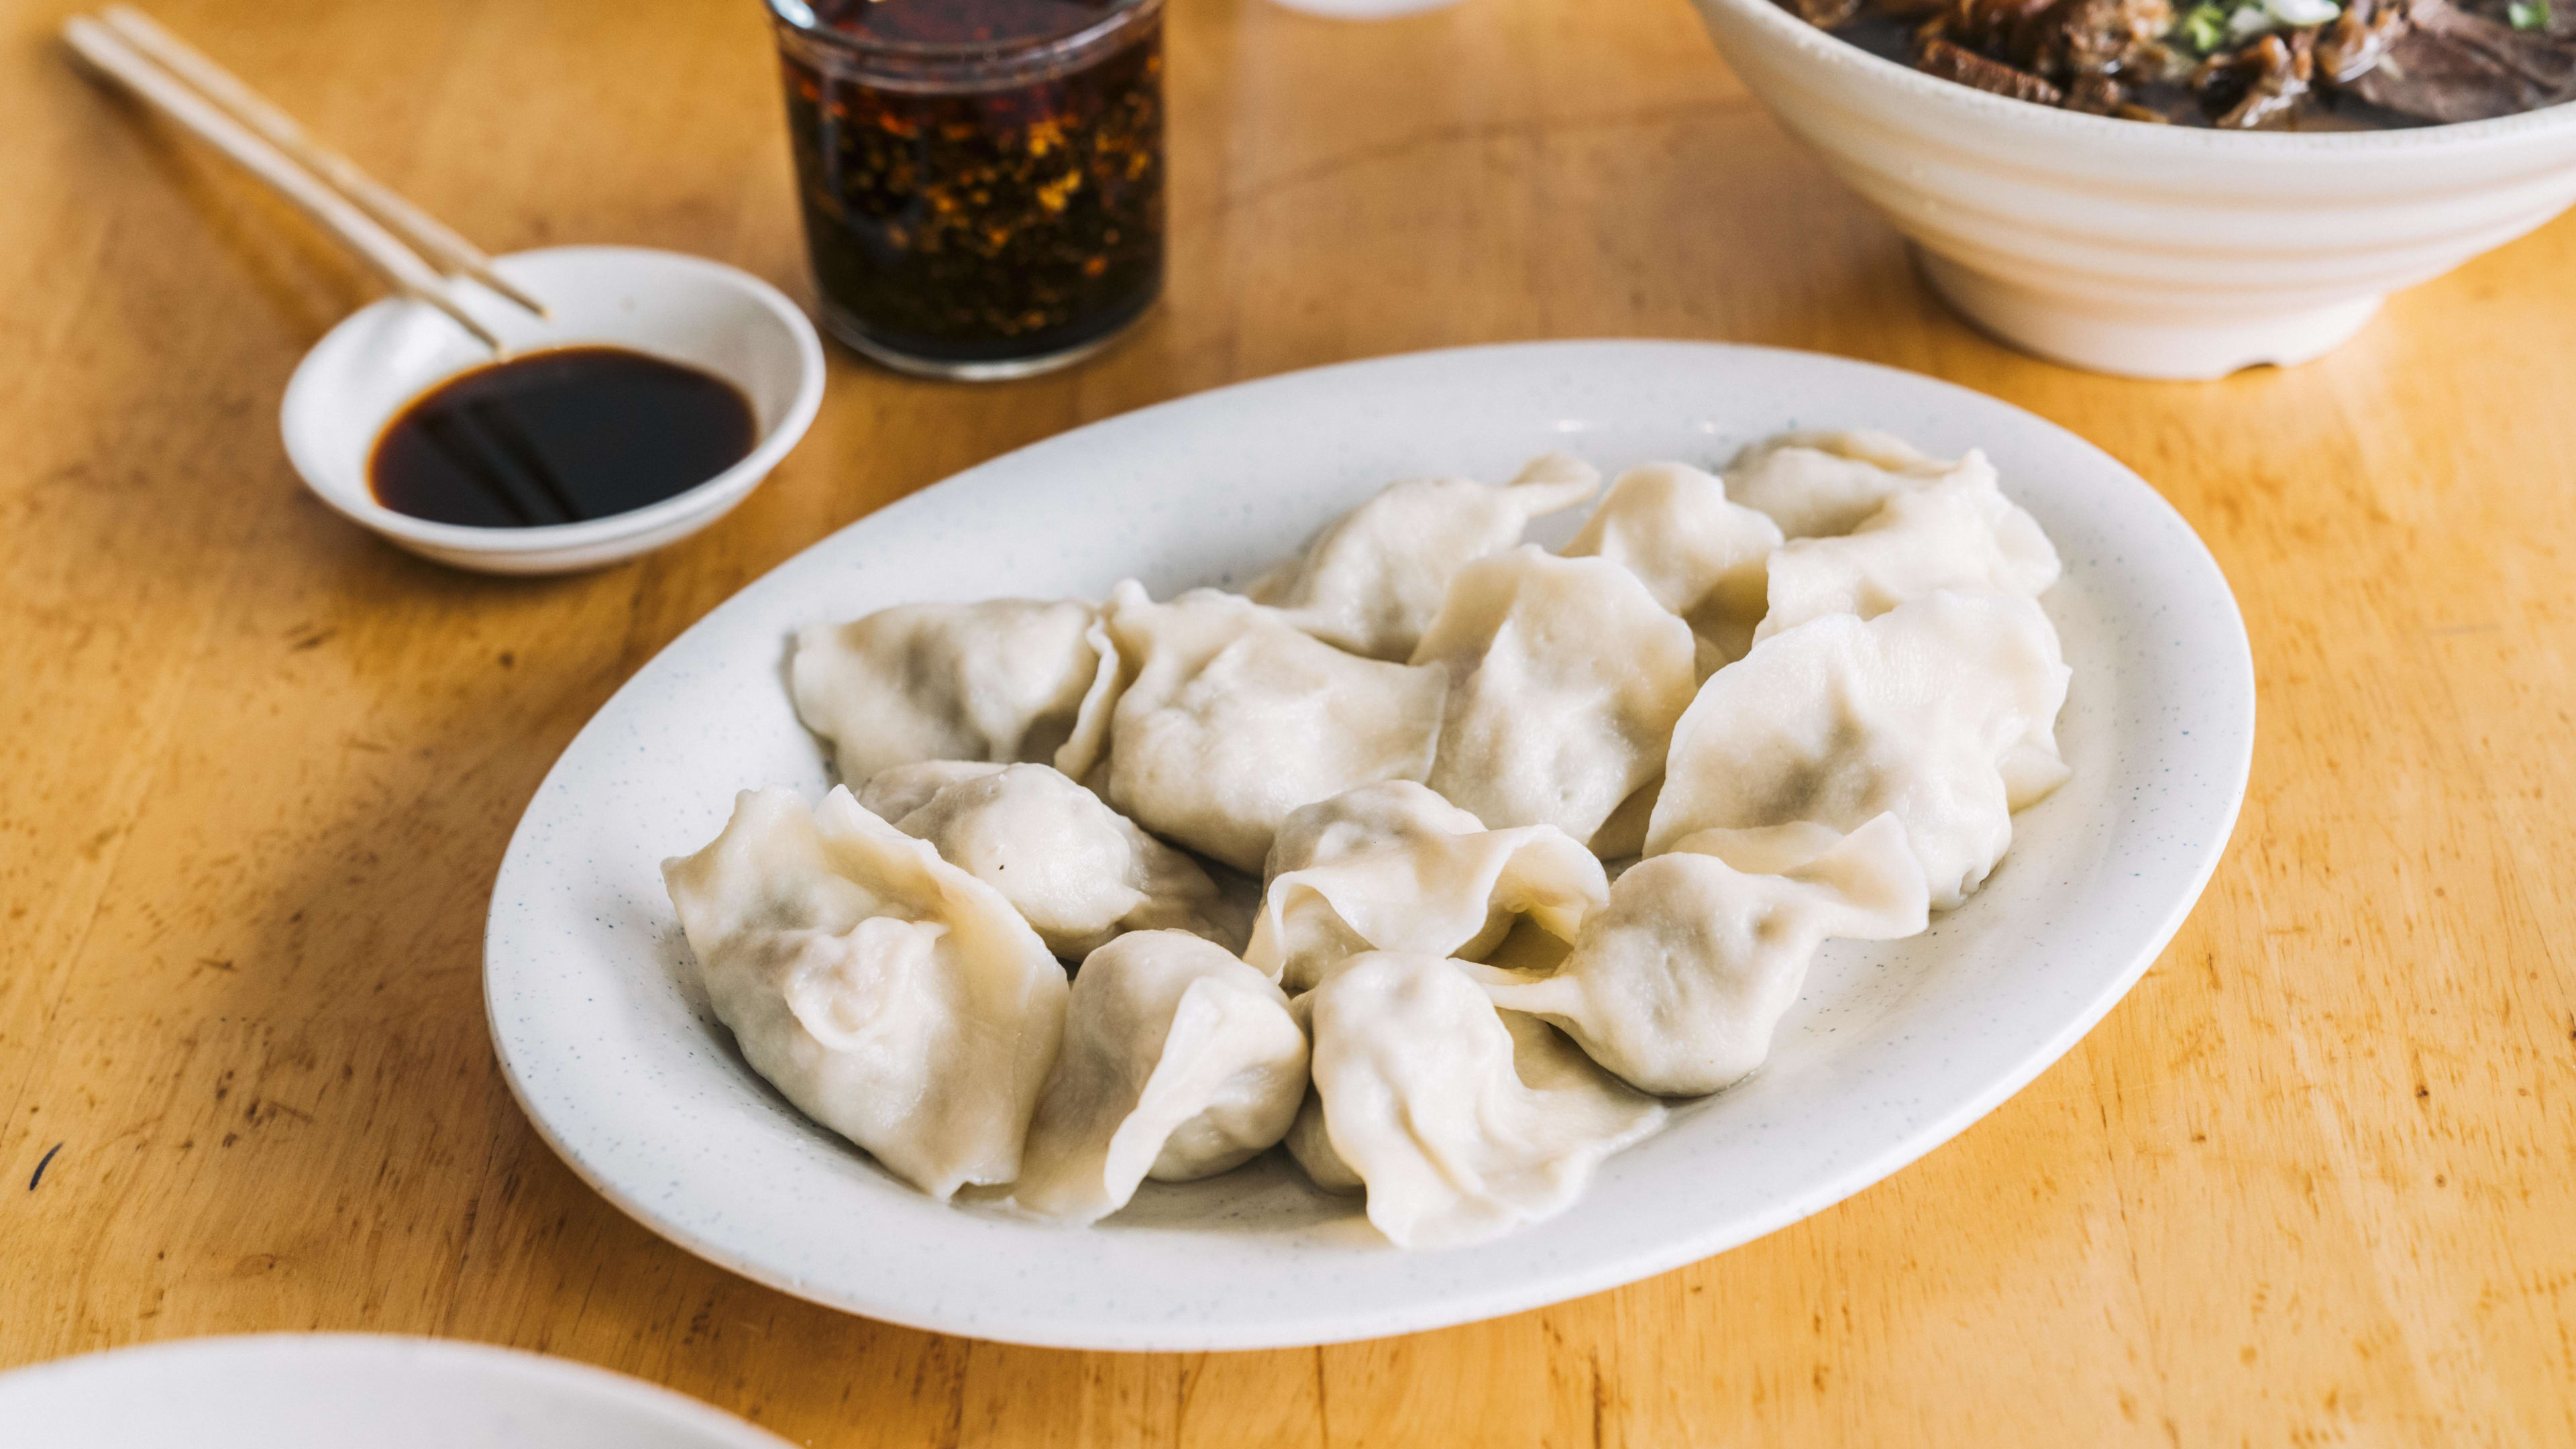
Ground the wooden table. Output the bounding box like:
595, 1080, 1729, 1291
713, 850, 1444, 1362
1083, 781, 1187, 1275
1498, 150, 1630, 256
5, 0, 2572, 1441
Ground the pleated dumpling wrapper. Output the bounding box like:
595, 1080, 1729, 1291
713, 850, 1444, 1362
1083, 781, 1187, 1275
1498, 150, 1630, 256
1754, 467, 2060, 646
790, 599, 1120, 786
1246, 781, 1607, 992
1723, 429, 1995, 541
1013, 931, 1309, 1226
1474, 815, 1930, 1095
1562, 461, 1784, 676
1411, 546, 1699, 847
1285, 952, 1665, 1250
859, 761, 1245, 960
662, 786, 1069, 1201
1098, 580, 1448, 873
1250, 452, 1601, 661
1646, 590, 2072, 911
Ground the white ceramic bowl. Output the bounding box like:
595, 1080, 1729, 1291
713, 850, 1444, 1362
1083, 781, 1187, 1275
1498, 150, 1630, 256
0, 1335, 792, 1448
1686, 0, 2576, 379
281, 246, 824, 574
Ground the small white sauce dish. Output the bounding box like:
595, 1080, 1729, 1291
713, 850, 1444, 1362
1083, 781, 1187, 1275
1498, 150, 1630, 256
1687, 0, 2576, 380
282, 245, 825, 574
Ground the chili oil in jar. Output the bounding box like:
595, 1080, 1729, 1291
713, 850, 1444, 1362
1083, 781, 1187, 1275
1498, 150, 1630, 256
767, 0, 1165, 380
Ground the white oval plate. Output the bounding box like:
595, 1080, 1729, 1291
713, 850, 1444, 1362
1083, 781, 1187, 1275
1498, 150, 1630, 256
0, 1336, 790, 1447
486, 341, 2253, 1351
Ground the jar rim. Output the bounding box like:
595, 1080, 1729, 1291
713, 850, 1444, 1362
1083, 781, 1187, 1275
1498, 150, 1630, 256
765, 0, 1162, 68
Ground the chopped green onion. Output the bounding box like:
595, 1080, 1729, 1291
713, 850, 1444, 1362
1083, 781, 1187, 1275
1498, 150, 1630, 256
2180, 2, 2231, 49
2509, 0, 2550, 28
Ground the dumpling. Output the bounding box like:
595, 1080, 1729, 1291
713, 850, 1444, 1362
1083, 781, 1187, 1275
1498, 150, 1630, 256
1724, 430, 1995, 541
1645, 590, 2072, 910
851, 758, 1007, 823
1099, 580, 1448, 873
791, 600, 1120, 785
1474, 815, 1929, 1095
1260, 775, 1485, 880
858, 761, 1242, 959
661, 786, 1069, 1200
1754, 469, 2059, 645
1288, 952, 1666, 1249
1411, 547, 1699, 845
1250, 453, 1601, 661
1013, 931, 1308, 1226
1247, 781, 1607, 991
1562, 461, 1784, 674
1586, 781, 1660, 862
1282, 1086, 1362, 1195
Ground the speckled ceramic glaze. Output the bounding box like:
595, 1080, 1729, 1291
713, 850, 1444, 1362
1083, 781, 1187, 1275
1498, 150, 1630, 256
0, 1335, 793, 1446
484, 341, 2255, 1351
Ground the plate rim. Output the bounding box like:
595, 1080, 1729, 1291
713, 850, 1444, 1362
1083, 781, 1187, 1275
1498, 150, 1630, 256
484, 337, 2256, 1351
0, 1332, 794, 1446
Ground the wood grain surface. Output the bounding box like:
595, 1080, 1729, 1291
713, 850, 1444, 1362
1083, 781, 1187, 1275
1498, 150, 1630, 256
4, 0, 2573, 1442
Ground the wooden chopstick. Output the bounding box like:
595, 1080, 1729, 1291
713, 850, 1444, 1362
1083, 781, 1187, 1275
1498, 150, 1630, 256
97, 5, 549, 321
61, 14, 505, 353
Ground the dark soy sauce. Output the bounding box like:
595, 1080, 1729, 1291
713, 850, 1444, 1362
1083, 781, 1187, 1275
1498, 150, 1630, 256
370, 346, 757, 529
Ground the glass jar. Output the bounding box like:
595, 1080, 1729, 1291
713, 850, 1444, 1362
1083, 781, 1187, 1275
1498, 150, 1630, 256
765, 0, 1167, 380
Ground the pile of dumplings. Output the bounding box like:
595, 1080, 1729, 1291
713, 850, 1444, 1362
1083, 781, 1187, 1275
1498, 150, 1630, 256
662, 430, 2074, 1250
